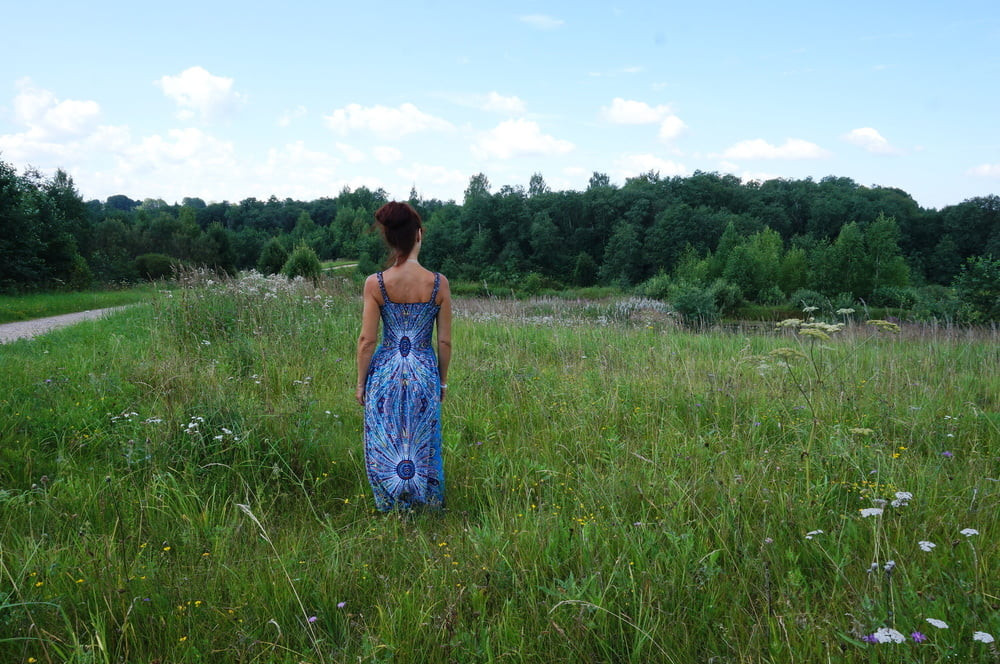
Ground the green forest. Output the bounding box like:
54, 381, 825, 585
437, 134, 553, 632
2, 158, 998, 321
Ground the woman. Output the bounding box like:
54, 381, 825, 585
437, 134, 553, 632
356, 202, 452, 510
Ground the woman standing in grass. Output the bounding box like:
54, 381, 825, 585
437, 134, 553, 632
356, 202, 452, 510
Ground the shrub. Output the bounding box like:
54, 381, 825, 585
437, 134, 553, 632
757, 284, 785, 306
953, 255, 1000, 322
710, 278, 744, 313
788, 288, 826, 310
869, 285, 916, 309
282, 243, 322, 282
257, 238, 289, 275
670, 282, 719, 327
135, 253, 176, 280
635, 272, 673, 301
910, 285, 960, 322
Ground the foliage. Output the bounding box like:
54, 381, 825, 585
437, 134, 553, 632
953, 254, 1000, 322
281, 243, 323, 282
1, 157, 997, 320
670, 281, 720, 326
257, 237, 289, 275
134, 252, 177, 280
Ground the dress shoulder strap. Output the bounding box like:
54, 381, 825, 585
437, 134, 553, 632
375, 272, 391, 303
429, 272, 441, 304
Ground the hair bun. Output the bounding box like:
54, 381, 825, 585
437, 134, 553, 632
375, 201, 418, 230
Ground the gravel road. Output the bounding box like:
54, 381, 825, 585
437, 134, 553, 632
0, 307, 125, 344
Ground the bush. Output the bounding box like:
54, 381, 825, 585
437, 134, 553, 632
635, 273, 673, 301
135, 253, 176, 280
257, 238, 289, 275
953, 255, 1000, 323
281, 243, 322, 282
910, 285, 960, 322
710, 279, 744, 313
788, 288, 826, 311
757, 284, 785, 306
869, 285, 917, 309
670, 282, 719, 327
67, 254, 94, 290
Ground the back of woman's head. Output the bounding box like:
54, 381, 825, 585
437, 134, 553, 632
374, 202, 422, 265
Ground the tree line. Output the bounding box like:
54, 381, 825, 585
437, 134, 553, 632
2, 157, 998, 318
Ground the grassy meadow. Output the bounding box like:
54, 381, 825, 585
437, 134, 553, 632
0, 286, 160, 324
1, 271, 998, 663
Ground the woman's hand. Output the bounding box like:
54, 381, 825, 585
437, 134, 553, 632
355, 385, 365, 406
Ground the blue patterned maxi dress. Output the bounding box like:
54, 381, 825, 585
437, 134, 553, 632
363, 272, 444, 510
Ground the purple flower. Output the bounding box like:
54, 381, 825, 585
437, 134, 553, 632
307, 615, 318, 623
861, 634, 878, 643
911, 631, 927, 643
941, 451, 953, 458
337, 601, 347, 609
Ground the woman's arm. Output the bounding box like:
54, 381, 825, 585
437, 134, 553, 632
356, 275, 381, 406
435, 275, 452, 401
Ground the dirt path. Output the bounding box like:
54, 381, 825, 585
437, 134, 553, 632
0, 307, 126, 344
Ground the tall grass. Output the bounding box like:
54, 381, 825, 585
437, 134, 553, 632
1, 270, 997, 663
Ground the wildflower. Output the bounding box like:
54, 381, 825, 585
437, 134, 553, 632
925, 619, 949, 629
918, 541, 936, 552
891, 491, 912, 507
798, 327, 830, 341
959, 528, 979, 537
941, 451, 954, 458
866, 319, 901, 333
805, 530, 823, 540
307, 616, 318, 623
872, 627, 906, 643
973, 631, 995, 643
860, 507, 883, 518
861, 634, 878, 643
911, 631, 927, 643
883, 560, 896, 573
337, 601, 347, 609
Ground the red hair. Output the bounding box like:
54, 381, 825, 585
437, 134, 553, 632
374, 202, 422, 266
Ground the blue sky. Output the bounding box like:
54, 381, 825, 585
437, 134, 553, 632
1, 1, 998, 209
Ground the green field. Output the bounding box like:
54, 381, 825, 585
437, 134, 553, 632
0, 286, 159, 324
1, 271, 997, 663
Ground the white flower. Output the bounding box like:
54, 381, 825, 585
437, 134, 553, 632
960, 528, 979, 537
894, 491, 912, 501
805, 530, 824, 539
860, 508, 884, 518
973, 631, 995, 643
926, 618, 949, 629
883, 560, 896, 573
918, 541, 937, 552
873, 627, 906, 643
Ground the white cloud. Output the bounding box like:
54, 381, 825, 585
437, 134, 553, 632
397, 162, 468, 190
156, 66, 246, 122
373, 146, 403, 163
721, 138, 829, 160
124, 128, 237, 171
324, 102, 453, 139
480, 92, 526, 114
277, 105, 307, 127
10, 79, 101, 140
843, 127, 900, 154
335, 142, 366, 163
601, 98, 686, 141
968, 163, 1000, 177
615, 153, 687, 179
519, 14, 564, 30
472, 119, 574, 159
